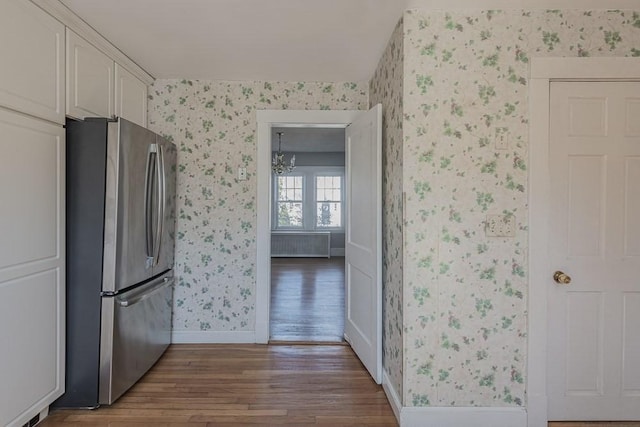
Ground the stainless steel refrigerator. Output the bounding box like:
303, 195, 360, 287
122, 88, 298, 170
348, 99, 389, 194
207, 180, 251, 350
54, 117, 177, 408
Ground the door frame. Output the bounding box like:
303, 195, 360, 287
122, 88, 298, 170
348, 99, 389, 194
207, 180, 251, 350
528, 57, 640, 427
255, 109, 362, 343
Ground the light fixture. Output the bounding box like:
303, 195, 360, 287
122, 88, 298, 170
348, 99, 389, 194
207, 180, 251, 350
272, 132, 295, 175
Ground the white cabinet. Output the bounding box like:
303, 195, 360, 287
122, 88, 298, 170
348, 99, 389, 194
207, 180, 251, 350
66, 28, 114, 119
0, 2, 151, 425
0, 2, 66, 425
66, 29, 149, 127
0, 107, 65, 427
115, 64, 148, 127
0, 0, 65, 124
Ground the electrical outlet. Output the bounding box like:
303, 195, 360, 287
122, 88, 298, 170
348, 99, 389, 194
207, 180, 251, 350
238, 167, 247, 181
486, 214, 515, 237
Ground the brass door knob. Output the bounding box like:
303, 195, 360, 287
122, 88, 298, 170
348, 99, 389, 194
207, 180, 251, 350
553, 271, 571, 285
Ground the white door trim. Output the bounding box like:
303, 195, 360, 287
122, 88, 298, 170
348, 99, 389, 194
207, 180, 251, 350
255, 109, 362, 343
528, 57, 640, 427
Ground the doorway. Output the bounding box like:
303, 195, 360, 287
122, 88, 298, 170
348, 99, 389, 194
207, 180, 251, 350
255, 107, 383, 383
545, 81, 640, 420
268, 126, 346, 343
528, 57, 640, 424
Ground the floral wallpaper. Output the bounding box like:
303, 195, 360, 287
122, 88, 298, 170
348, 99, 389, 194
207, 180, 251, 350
145, 8, 640, 412
401, 9, 640, 407
148, 80, 367, 332
369, 18, 405, 402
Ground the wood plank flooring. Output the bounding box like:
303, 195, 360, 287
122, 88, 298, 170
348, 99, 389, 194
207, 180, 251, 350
270, 257, 344, 342
550, 424, 640, 426
41, 344, 397, 426
39, 343, 640, 426
41, 256, 640, 427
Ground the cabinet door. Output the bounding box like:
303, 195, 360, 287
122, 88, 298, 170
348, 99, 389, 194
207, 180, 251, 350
66, 28, 114, 119
0, 0, 64, 124
115, 64, 148, 127
0, 108, 65, 427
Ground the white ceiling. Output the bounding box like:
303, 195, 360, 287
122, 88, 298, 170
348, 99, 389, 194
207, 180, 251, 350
60, 0, 409, 82
271, 127, 345, 152
59, 0, 636, 83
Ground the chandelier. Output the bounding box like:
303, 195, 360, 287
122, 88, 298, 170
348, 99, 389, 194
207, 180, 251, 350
272, 132, 295, 175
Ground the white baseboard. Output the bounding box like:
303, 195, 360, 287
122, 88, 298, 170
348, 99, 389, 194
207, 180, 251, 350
382, 369, 402, 423
330, 248, 345, 257
171, 330, 256, 344
400, 406, 527, 427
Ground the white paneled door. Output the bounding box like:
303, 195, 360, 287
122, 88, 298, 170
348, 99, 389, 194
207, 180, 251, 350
547, 82, 640, 420
344, 104, 382, 384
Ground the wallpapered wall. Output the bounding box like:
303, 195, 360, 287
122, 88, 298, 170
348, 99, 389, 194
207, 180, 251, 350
369, 18, 405, 403
401, 9, 640, 407
146, 8, 639, 410
148, 81, 367, 332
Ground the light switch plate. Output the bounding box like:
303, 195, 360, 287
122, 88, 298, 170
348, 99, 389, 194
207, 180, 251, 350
238, 167, 247, 181
486, 214, 515, 237
495, 130, 509, 150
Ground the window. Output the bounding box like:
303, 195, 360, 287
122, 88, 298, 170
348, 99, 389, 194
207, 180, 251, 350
276, 175, 303, 227
272, 167, 344, 231
316, 176, 342, 228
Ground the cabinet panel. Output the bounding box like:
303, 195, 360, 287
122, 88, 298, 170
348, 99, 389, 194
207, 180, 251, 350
0, 109, 63, 272
115, 64, 148, 127
0, 0, 64, 124
0, 269, 63, 427
0, 108, 65, 427
66, 28, 114, 119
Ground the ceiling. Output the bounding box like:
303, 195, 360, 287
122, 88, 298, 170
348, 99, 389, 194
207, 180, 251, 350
271, 127, 345, 152
59, 0, 631, 82
59, 0, 409, 82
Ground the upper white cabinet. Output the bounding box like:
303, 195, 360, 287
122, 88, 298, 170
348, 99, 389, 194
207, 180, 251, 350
66, 29, 149, 127
0, 0, 64, 124
66, 28, 114, 120
115, 64, 148, 127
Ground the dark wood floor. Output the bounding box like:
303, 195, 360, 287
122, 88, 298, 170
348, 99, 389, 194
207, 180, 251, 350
270, 257, 345, 342
41, 344, 397, 426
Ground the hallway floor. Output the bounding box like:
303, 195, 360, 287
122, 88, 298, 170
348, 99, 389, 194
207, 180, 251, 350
270, 257, 344, 342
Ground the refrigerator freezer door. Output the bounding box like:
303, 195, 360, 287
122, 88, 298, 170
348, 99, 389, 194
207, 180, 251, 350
99, 274, 173, 405
103, 119, 156, 293
53, 118, 108, 409
153, 135, 177, 276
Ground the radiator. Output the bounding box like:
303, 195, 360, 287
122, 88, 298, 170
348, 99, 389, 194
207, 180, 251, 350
271, 232, 331, 258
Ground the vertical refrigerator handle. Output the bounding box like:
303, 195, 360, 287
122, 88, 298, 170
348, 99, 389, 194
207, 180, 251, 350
143, 144, 157, 264
152, 144, 165, 265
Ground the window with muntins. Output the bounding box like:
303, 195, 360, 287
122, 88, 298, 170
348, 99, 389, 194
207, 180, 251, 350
272, 167, 344, 231
316, 175, 342, 228
276, 175, 304, 228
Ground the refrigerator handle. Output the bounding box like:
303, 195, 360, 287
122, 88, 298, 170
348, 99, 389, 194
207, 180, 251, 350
159, 144, 167, 260
152, 144, 164, 265
116, 276, 174, 307
144, 144, 157, 264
